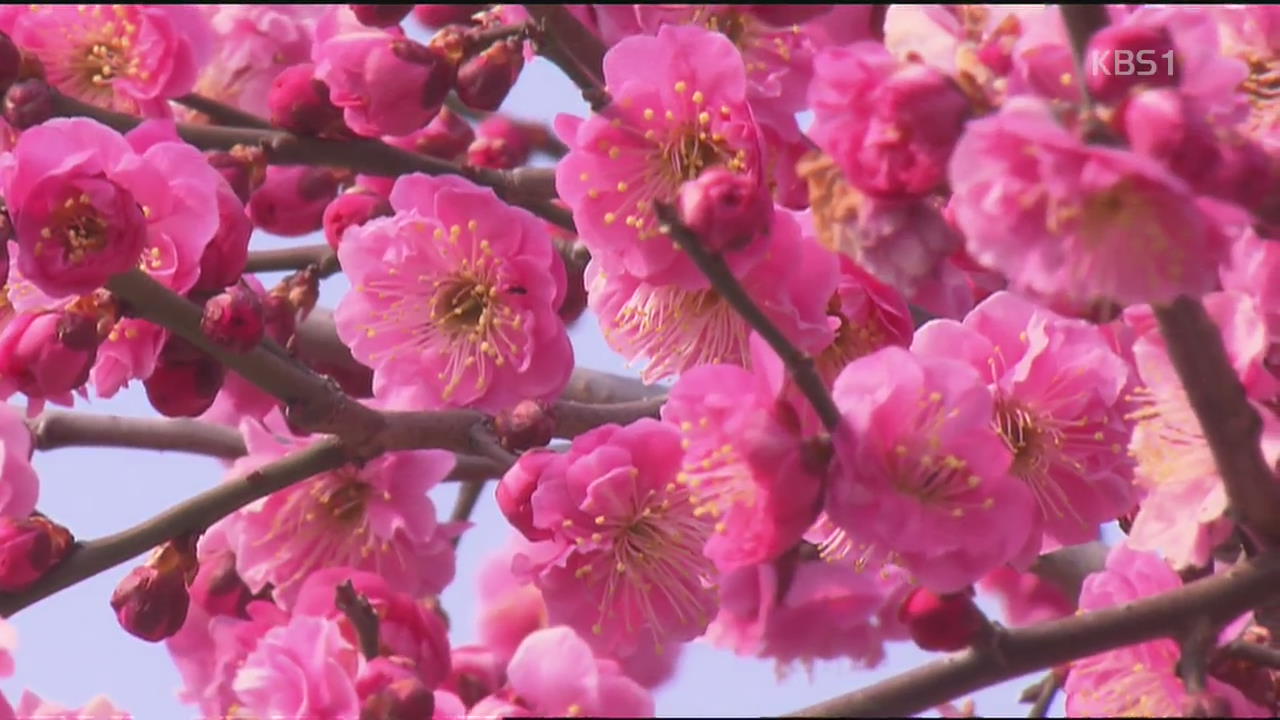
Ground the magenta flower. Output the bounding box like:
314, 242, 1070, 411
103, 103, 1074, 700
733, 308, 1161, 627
499, 419, 718, 657
948, 97, 1230, 308
11, 5, 211, 116
554, 24, 767, 288
0, 403, 37, 521
976, 566, 1072, 627
662, 334, 827, 572
826, 346, 1035, 592
810, 42, 972, 199
230, 614, 361, 720
335, 173, 572, 413
496, 626, 654, 718
194, 5, 323, 117
210, 410, 459, 607
814, 253, 915, 383
1064, 545, 1268, 717
911, 291, 1136, 556
587, 209, 835, 382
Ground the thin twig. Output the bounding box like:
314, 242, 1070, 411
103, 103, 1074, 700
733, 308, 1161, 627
29, 411, 246, 459
785, 554, 1280, 718
245, 245, 341, 278
653, 203, 843, 432
1027, 672, 1062, 718
335, 580, 381, 660
552, 396, 666, 438
174, 93, 276, 130
524, 5, 611, 111
1220, 639, 1280, 670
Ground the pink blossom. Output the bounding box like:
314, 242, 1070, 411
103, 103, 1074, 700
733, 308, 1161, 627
10, 5, 212, 116
814, 253, 914, 382
826, 346, 1034, 592
210, 410, 459, 607
312, 6, 453, 137
1221, 226, 1280, 327
554, 24, 767, 288
810, 42, 971, 198
501, 626, 655, 718
230, 614, 361, 720
194, 5, 323, 117
0, 402, 36, 520
587, 209, 835, 382
476, 534, 552, 664
335, 173, 572, 413
835, 194, 962, 305
662, 334, 827, 571
1065, 545, 1268, 717
977, 566, 1073, 627
89, 319, 166, 400
911, 291, 1136, 557
500, 419, 718, 657
13, 693, 131, 720
0, 310, 97, 407
166, 598, 290, 718
247, 166, 340, 237
948, 97, 1230, 308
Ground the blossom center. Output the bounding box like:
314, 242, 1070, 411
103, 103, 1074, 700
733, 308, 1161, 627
993, 399, 1059, 479
312, 478, 370, 525
69, 7, 145, 90
434, 274, 493, 334
42, 192, 111, 265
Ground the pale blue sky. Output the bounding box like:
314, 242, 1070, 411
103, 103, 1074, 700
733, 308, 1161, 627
0, 50, 1063, 718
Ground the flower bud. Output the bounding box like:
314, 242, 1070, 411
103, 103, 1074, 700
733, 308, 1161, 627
677, 168, 772, 252
494, 399, 555, 453
193, 186, 253, 294
898, 587, 987, 652
111, 540, 196, 642
0, 311, 98, 398
2, 78, 54, 130
413, 4, 482, 29
350, 4, 414, 28
0, 32, 21, 97
466, 115, 532, 169
268, 63, 349, 138
188, 549, 253, 619
358, 656, 436, 720
323, 189, 393, 251
262, 293, 298, 347
144, 338, 226, 418
0, 512, 73, 592
1086, 25, 1179, 103
248, 166, 341, 237
554, 236, 588, 325
384, 38, 456, 131
202, 283, 265, 353
206, 147, 267, 205
455, 38, 524, 112
387, 107, 475, 161
495, 451, 557, 542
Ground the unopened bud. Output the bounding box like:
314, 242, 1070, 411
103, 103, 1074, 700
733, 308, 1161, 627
455, 38, 523, 112
144, 337, 225, 418
206, 147, 267, 205
350, 4, 414, 28
387, 106, 474, 161
202, 283, 265, 353
111, 540, 196, 642
677, 168, 772, 252
323, 189, 393, 251
268, 63, 349, 138
2, 78, 54, 130
0, 512, 73, 592
898, 586, 987, 652
248, 166, 341, 237
466, 115, 532, 169
494, 399, 555, 453
188, 549, 254, 619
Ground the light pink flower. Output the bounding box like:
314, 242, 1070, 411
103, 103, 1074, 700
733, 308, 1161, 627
1065, 545, 1268, 717
500, 626, 655, 718
13, 693, 131, 720
554, 24, 767, 288
167, 597, 290, 718
230, 614, 361, 720
210, 410, 459, 607
810, 42, 971, 199
194, 5, 323, 117
662, 334, 827, 572
911, 291, 1136, 557
826, 346, 1034, 592
1221, 226, 1280, 328
977, 566, 1072, 627
587, 209, 835, 382
500, 419, 717, 657
10, 5, 212, 116
0, 403, 36, 520
949, 97, 1230, 308
335, 173, 572, 413
476, 534, 552, 664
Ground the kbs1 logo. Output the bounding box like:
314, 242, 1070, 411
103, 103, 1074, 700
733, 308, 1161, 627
1088, 48, 1176, 79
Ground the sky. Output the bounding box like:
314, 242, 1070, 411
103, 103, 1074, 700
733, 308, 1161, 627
0, 51, 1065, 718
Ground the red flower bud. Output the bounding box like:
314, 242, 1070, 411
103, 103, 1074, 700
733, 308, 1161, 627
455, 38, 524, 112
206, 147, 267, 205
387, 106, 474, 161
111, 541, 195, 642
144, 338, 225, 418
248, 166, 341, 237
414, 5, 483, 30
494, 399, 555, 453
466, 115, 532, 169
898, 587, 987, 652
2, 78, 54, 130
0, 311, 98, 397
268, 63, 350, 138
0, 32, 22, 97
323, 189, 393, 251
0, 512, 73, 592
202, 282, 265, 353
392, 39, 457, 119
677, 168, 772, 252
350, 4, 414, 28
188, 549, 253, 619
193, 188, 253, 294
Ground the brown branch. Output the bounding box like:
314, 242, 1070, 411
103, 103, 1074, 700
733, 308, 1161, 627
1221, 639, 1280, 670
48, 90, 574, 232
653, 204, 843, 433
29, 410, 246, 459
524, 5, 611, 111
560, 366, 665, 404
553, 396, 666, 438
1027, 671, 1062, 718
174, 93, 275, 130
786, 554, 1280, 718
245, 245, 340, 278
0, 437, 349, 617
335, 580, 381, 660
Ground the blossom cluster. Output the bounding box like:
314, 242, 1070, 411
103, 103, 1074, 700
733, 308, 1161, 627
0, 4, 1271, 719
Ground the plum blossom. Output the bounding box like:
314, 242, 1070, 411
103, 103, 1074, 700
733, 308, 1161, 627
0, 403, 37, 520
13, 693, 130, 720
554, 24, 767, 288
911, 291, 1136, 557
499, 419, 718, 657
10, 5, 212, 116
194, 5, 324, 117
230, 614, 361, 720
336, 173, 572, 413
826, 346, 1035, 592
1064, 545, 1268, 717
209, 410, 460, 607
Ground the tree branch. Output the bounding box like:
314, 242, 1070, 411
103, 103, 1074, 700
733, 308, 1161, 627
245, 245, 340, 278
1221, 639, 1280, 670
29, 410, 247, 459
523, 5, 611, 111
335, 580, 381, 660
553, 396, 666, 438
49, 90, 574, 232
174, 93, 275, 130
1026, 671, 1062, 718
786, 554, 1280, 718
653, 204, 843, 433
